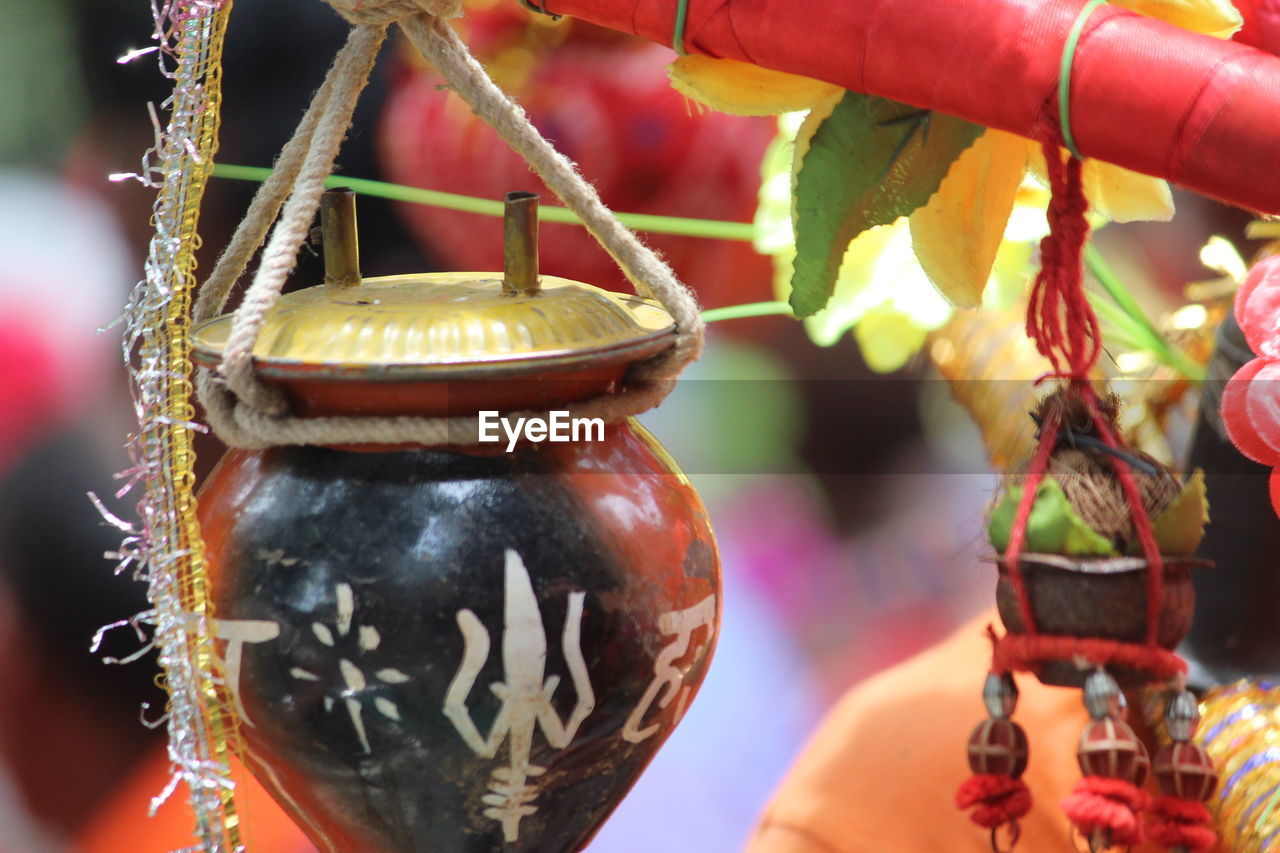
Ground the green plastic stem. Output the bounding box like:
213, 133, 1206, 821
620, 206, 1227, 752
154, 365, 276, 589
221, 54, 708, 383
211, 164, 757, 241
700, 301, 795, 323
1085, 244, 1204, 379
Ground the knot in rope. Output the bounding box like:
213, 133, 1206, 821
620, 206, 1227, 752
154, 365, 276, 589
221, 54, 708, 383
1026, 121, 1099, 379
326, 0, 461, 26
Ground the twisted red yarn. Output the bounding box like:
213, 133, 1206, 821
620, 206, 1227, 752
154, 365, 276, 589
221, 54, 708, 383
956, 774, 1033, 830
1144, 795, 1217, 851
1026, 129, 1100, 380
990, 633, 1186, 681
1061, 776, 1148, 847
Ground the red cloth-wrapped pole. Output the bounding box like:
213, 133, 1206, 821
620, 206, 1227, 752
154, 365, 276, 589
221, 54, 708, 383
544, 0, 1280, 214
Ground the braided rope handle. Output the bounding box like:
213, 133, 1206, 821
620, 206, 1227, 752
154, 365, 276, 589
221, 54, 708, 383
197, 2, 704, 448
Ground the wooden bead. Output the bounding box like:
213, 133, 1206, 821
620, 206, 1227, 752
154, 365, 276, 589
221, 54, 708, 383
1154, 742, 1218, 801
1077, 718, 1149, 784
967, 718, 1029, 779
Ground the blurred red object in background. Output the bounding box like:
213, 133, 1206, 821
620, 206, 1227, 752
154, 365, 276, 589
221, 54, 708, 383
378, 10, 776, 310
0, 322, 60, 476
1236, 0, 1280, 54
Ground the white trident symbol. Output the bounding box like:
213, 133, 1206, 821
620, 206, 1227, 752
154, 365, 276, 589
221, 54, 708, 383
443, 549, 595, 842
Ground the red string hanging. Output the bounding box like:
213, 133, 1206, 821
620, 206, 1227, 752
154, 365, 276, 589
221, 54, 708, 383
1079, 392, 1165, 645
1024, 130, 1099, 381
999, 414, 1061, 637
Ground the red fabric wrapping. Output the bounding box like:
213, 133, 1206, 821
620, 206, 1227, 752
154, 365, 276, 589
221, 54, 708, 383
992, 633, 1187, 680
546, 0, 1280, 213
956, 774, 1033, 830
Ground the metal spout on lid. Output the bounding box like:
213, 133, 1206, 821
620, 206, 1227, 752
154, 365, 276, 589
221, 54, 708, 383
321, 188, 361, 287
503, 191, 540, 295
189, 184, 678, 413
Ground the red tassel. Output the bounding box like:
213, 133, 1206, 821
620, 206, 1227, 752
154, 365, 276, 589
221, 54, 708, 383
1144, 795, 1217, 852
956, 774, 1033, 829
1061, 777, 1148, 847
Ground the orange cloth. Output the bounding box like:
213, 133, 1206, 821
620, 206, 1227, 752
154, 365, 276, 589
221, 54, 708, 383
77, 751, 312, 853
745, 611, 1216, 853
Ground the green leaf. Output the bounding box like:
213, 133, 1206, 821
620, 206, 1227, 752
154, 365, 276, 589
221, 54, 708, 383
988, 477, 1118, 557
1133, 468, 1209, 556
789, 93, 984, 317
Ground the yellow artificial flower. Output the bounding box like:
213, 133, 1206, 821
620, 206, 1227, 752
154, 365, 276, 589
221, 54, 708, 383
676, 0, 1240, 308
668, 55, 841, 116
1119, 0, 1242, 37
910, 129, 1029, 309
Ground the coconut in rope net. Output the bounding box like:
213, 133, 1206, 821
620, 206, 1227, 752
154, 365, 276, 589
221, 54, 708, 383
189, 4, 717, 850
954, 118, 1219, 853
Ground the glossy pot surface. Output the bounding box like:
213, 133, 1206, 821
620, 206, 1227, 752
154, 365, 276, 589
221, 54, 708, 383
198, 421, 720, 852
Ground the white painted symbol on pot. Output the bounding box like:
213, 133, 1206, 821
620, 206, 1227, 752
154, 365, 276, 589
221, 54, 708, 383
211, 617, 280, 728
443, 549, 595, 843
622, 595, 717, 744
291, 582, 411, 754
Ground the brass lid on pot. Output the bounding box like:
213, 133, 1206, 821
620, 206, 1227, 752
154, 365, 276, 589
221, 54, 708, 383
190, 272, 675, 380
191, 191, 676, 383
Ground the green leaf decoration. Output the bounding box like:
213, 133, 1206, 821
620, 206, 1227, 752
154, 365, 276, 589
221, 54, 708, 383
988, 477, 1118, 557
1132, 468, 1209, 556
789, 92, 984, 317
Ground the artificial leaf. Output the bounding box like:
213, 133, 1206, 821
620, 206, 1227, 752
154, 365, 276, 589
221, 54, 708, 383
789, 92, 984, 316
796, 222, 900, 345
668, 55, 841, 116
1082, 161, 1175, 223
909, 129, 1028, 308
1114, 0, 1242, 38
793, 218, 952, 357
1003, 179, 1052, 242
769, 248, 797, 305
753, 115, 807, 254
853, 306, 929, 373
988, 477, 1119, 556
1028, 147, 1175, 223
1135, 468, 1209, 555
